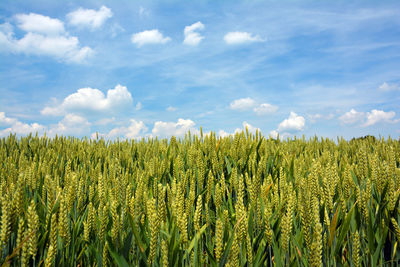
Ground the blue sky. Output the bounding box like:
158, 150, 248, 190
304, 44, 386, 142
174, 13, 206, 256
1, 0, 399, 139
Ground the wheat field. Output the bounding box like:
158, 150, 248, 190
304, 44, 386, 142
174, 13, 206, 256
0, 131, 399, 266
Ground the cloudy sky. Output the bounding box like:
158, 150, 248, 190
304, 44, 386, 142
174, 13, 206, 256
1, 0, 399, 140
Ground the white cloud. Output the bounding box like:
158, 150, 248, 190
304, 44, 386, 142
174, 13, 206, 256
214, 122, 261, 138
0, 112, 92, 137
243, 121, 260, 134
0, 122, 45, 136
339, 109, 398, 127
48, 114, 90, 136
378, 82, 399, 92
234, 121, 261, 135
0, 23, 14, 42
135, 102, 142, 111
131, 29, 171, 47
364, 109, 397, 126
339, 109, 365, 125
270, 130, 292, 140
269, 130, 279, 139
0, 14, 92, 63
106, 119, 147, 139
41, 84, 133, 116
218, 129, 230, 138
224, 31, 264, 44
16, 33, 93, 63
67, 6, 112, 30
183, 21, 204, 46
277, 112, 305, 132
166, 106, 177, 112
151, 118, 197, 137
253, 103, 278, 115
0, 111, 18, 125
90, 132, 104, 139
230, 97, 256, 110
15, 13, 65, 35
229, 98, 277, 115
0, 112, 46, 136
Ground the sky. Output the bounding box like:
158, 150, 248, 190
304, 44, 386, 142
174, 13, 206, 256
0, 0, 400, 140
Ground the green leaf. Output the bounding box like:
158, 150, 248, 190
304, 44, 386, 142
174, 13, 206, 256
253, 239, 267, 265
122, 231, 133, 259
109, 250, 130, 267
334, 202, 356, 255
272, 239, 283, 267
350, 170, 359, 186
128, 214, 147, 258
329, 205, 340, 248
219, 231, 235, 267
187, 224, 208, 254
372, 226, 388, 266
225, 156, 232, 175
367, 208, 376, 262
204, 243, 217, 266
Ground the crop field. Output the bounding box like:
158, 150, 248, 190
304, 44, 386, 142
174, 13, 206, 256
0, 132, 399, 266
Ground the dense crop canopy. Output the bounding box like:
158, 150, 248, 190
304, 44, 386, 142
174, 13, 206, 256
0, 132, 399, 266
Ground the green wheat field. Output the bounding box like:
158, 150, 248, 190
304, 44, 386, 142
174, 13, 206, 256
0, 131, 399, 266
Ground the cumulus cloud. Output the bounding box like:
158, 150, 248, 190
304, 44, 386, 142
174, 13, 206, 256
339, 108, 398, 126
15, 13, 65, 35
16, 33, 93, 62
0, 23, 14, 52
277, 112, 305, 132
364, 109, 397, 126
41, 84, 133, 116
48, 114, 90, 136
0, 14, 92, 63
229, 98, 277, 115
183, 21, 204, 46
224, 31, 264, 44
253, 103, 278, 115
106, 119, 148, 139
339, 109, 365, 125
131, 29, 171, 47
0, 112, 93, 137
151, 118, 197, 137
378, 82, 399, 92
229, 97, 256, 111
0, 111, 17, 125
0, 112, 46, 136
67, 6, 112, 30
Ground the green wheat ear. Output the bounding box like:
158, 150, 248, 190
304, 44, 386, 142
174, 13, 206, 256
27, 199, 39, 258
353, 231, 360, 267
